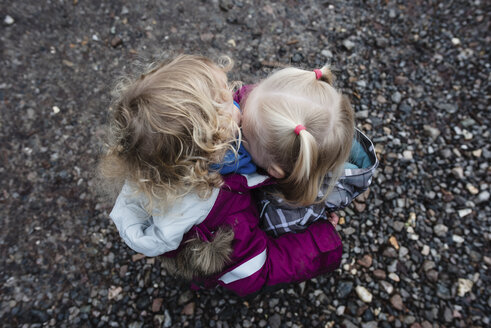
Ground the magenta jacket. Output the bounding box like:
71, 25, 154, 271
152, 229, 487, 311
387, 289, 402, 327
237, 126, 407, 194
111, 173, 342, 297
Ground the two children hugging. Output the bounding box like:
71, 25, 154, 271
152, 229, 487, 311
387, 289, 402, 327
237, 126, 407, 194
99, 55, 378, 296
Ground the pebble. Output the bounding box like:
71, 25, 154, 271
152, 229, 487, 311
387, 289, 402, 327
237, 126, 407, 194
373, 269, 386, 280
336, 305, 346, 316
342, 39, 355, 50
391, 92, 402, 104
390, 294, 404, 311
356, 286, 373, 303
433, 224, 448, 237
477, 191, 489, 203
458, 209, 472, 218
357, 254, 373, 268
457, 278, 473, 297
388, 273, 400, 282
421, 245, 430, 256
380, 281, 394, 294
451, 167, 464, 179
337, 281, 354, 298
466, 183, 479, 195
452, 235, 464, 244
4, 15, 14, 25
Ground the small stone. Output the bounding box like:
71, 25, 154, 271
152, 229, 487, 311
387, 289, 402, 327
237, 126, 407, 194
421, 245, 430, 256
4, 15, 14, 25
377, 95, 387, 104
268, 313, 281, 328
466, 184, 479, 195
390, 294, 404, 311
380, 281, 394, 294
336, 306, 346, 316
477, 191, 490, 203
437, 284, 451, 300
426, 270, 439, 282
457, 278, 473, 297
402, 150, 413, 160
389, 236, 400, 250
394, 75, 408, 85
107, 286, 122, 300
388, 273, 400, 282
343, 227, 356, 235
392, 221, 405, 232
152, 298, 163, 312
383, 247, 398, 258
452, 235, 464, 244
178, 290, 193, 305
422, 261, 436, 272
337, 281, 353, 298
451, 167, 464, 179
219, 0, 234, 11
321, 49, 333, 58
451, 37, 461, 45
132, 253, 145, 262
111, 37, 123, 47
458, 209, 472, 218
227, 39, 236, 47
423, 125, 440, 140
181, 302, 195, 316
163, 310, 172, 327
444, 307, 452, 322
356, 110, 369, 119
52, 106, 60, 114
342, 39, 355, 50
355, 286, 373, 303
357, 254, 373, 268
373, 269, 386, 280
391, 92, 402, 104
354, 201, 366, 212
472, 149, 482, 157
433, 224, 448, 237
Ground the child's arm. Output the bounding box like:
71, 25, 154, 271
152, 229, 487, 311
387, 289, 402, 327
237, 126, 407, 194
216, 217, 342, 296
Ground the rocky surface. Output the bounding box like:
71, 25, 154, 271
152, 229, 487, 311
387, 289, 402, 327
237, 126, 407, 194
1, 0, 489, 327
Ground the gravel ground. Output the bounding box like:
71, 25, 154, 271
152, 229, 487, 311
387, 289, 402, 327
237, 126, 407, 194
1, 0, 490, 327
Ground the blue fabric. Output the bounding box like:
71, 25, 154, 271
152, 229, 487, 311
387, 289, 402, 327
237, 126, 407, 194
346, 138, 371, 169
210, 100, 257, 174
211, 142, 257, 174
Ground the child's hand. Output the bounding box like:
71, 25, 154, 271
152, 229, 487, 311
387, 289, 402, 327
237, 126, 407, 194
327, 212, 339, 228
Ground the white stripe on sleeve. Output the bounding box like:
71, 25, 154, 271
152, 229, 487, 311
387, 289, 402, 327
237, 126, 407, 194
218, 248, 267, 284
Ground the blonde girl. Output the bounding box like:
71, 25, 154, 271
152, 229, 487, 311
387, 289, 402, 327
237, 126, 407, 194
237, 66, 378, 235
100, 55, 343, 296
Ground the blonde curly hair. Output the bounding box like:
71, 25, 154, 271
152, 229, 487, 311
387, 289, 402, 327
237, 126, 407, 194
99, 54, 238, 210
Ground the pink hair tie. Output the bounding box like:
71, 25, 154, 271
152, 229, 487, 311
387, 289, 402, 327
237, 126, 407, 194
294, 124, 306, 135
313, 69, 322, 80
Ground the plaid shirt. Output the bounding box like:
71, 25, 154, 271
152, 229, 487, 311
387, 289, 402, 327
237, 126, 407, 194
257, 129, 378, 236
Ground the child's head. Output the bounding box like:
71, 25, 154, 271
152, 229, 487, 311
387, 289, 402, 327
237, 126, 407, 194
100, 54, 238, 204
241, 66, 355, 205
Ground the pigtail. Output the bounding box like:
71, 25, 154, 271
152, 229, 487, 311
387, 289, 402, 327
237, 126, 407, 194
315, 66, 335, 85
286, 128, 322, 204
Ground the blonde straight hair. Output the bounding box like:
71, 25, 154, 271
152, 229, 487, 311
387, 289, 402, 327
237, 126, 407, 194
99, 54, 239, 210
245, 67, 354, 206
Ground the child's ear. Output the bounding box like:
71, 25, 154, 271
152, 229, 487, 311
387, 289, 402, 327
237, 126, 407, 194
267, 164, 285, 179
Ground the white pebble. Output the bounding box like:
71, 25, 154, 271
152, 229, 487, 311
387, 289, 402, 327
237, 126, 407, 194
452, 235, 465, 244
457, 278, 473, 297
336, 306, 345, 316
451, 37, 461, 46
4, 15, 14, 25
421, 245, 430, 256
355, 286, 373, 303
388, 273, 400, 282
52, 106, 60, 114
458, 209, 472, 218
